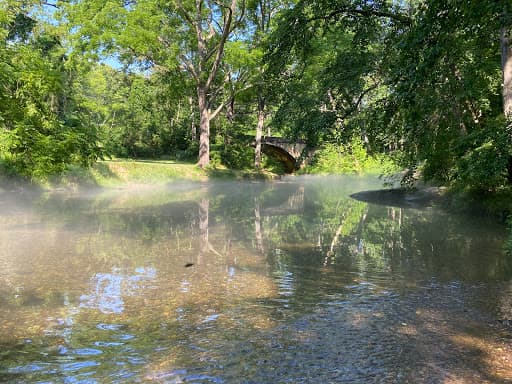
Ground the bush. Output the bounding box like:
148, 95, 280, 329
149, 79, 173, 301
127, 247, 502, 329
304, 137, 396, 175
220, 143, 253, 169
453, 118, 511, 192
262, 154, 286, 174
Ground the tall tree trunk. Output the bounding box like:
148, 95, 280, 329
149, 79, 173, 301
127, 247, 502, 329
188, 96, 197, 141
227, 96, 235, 123
191, 119, 197, 142
198, 86, 210, 168
502, 27, 512, 118
179, 0, 238, 168
255, 97, 265, 169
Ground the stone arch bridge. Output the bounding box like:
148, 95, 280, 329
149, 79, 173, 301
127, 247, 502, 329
257, 136, 311, 173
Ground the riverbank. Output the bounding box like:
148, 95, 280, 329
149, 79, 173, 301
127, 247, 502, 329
2, 160, 512, 221
0, 159, 277, 191
351, 174, 512, 222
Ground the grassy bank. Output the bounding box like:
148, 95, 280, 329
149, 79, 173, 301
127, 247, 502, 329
3, 157, 512, 225
0, 159, 278, 190
65, 159, 207, 187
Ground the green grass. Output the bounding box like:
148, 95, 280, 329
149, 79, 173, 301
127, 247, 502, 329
204, 165, 277, 180
56, 159, 277, 189
0, 157, 280, 190
59, 159, 207, 188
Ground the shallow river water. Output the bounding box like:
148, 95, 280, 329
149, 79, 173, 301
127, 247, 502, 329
1, 176, 511, 383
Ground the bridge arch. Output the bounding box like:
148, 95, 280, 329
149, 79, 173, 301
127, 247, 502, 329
261, 143, 298, 173
261, 137, 309, 173
246, 135, 312, 173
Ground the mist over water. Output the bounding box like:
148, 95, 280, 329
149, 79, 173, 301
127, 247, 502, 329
1, 176, 511, 383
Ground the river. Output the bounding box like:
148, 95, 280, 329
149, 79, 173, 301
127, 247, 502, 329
0, 175, 511, 383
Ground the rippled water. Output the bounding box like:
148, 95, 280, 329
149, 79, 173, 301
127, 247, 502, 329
1, 176, 511, 383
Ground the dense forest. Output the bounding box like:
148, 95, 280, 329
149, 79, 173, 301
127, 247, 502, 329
0, 0, 511, 191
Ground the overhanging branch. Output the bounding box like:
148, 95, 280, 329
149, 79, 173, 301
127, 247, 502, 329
308, 6, 411, 26
41, 1, 58, 8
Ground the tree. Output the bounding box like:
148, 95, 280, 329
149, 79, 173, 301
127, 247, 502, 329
382, 0, 510, 188
78, 65, 193, 158
268, 0, 512, 190
267, 0, 401, 149
247, 0, 280, 168
502, 23, 512, 118
61, 0, 245, 168
0, 1, 103, 177
175, 0, 245, 167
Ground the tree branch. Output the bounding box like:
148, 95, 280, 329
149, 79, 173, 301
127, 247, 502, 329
234, 0, 246, 29
308, 6, 411, 26
178, 4, 194, 25
339, 81, 381, 120
179, 54, 199, 81
177, 0, 205, 63
41, 1, 58, 8
205, 0, 236, 91
209, 82, 253, 121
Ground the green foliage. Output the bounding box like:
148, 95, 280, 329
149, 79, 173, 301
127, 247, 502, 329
60, 0, 248, 168
378, 0, 510, 189
268, 0, 394, 147
220, 143, 254, 169
67, 61, 199, 163
304, 137, 397, 175
453, 119, 512, 192
0, 0, 510, 186
0, 2, 104, 179
505, 230, 512, 256
266, 0, 512, 190
262, 154, 286, 174
308, 142, 360, 174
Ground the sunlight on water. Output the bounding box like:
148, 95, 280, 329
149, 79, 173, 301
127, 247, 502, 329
80, 267, 157, 314
0, 176, 511, 383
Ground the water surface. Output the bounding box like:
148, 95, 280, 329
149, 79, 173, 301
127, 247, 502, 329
1, 176, 511, 383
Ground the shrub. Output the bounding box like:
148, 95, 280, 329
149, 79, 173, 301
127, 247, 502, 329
305, 137, 396, 175
220, 143, 253, 169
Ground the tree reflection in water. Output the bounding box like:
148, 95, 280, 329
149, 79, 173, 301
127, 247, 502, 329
0, 176, 511, 382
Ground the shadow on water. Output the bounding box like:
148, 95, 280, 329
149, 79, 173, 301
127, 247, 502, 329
350, 187, 444, 209
0, 175, 511, 383
198, 284, 512, 383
